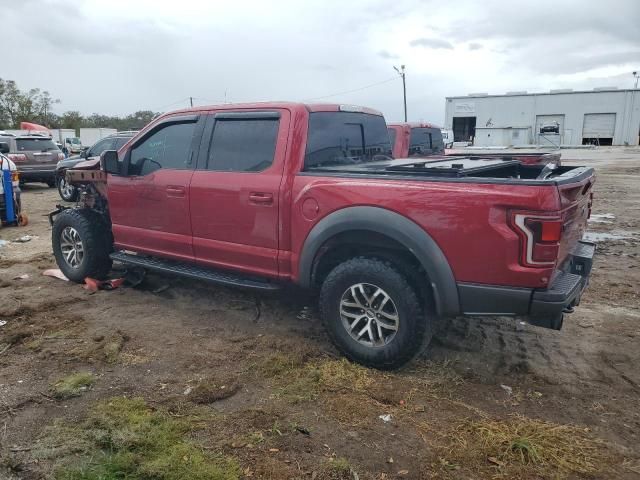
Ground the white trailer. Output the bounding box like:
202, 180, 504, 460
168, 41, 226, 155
80, 128, 117, 147
50, 128, 77, 144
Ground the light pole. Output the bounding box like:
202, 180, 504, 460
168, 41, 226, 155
634, 71, 639, 89
394, 65, 407, 122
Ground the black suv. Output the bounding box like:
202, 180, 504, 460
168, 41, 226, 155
56, 131, 136, 201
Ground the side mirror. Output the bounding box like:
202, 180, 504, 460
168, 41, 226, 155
0, 142, 9, 154
101, 150, 120, 175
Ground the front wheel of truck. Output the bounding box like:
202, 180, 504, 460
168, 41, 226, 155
319, 257, 433, 370
52, 209, 112, 283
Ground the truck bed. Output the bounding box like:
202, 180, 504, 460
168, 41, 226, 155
307, 157, 589, 184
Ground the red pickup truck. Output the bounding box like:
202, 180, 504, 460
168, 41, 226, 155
50, 102, 595, 369
388, 122, 561, 165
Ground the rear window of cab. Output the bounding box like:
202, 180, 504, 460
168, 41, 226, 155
304, 112, 392, 169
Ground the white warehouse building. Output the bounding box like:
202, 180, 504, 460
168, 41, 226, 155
444, 88, 640, 147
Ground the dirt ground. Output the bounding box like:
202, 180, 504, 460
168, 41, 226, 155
1, 147, 639, 480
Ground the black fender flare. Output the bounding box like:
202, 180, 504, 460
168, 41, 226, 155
298, 206, 459, 316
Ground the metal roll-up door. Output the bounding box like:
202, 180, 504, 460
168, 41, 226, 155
583, 113, 615, 138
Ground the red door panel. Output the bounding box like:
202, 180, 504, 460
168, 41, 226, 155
188, 109, 290, 278
190, 171, 281, 276
108, 169, 195, 261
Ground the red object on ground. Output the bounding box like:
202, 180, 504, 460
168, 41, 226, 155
83, 277, 101, 292
83, 277, 126, 292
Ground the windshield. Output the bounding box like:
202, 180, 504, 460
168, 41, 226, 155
304, 112, 392, 169
16, 138, 59, 151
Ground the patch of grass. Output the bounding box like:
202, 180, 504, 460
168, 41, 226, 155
188, 377, 240, 404
52, 372, 96, 399
43, 397, 240, 480
69, 330, 128, 364
449, 414, 614, 478
323, 393, 376, 427
316, 359, 374, 393
317, 457, 356, 480
259, 351, 308, 378
102, 331, 128, 363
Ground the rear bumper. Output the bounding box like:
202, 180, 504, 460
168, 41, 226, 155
457, 240, 595, 330
18, 166, 56, 181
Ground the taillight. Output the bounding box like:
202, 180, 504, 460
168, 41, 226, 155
512, 213, 563, 266
11, 171, 19, 182
8, 153, 27, 163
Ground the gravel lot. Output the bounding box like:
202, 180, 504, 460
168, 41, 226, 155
1, 147, 639, 479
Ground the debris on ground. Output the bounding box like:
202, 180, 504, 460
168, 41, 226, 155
500, 384, 513, 395
123, 267, 146, 287
42, 268, 69, 281
152, 284, 170, 294
12, 273, 29, 280
83, 277, 126, 292
296, 306, 313, 321
13, 235, 36, 243
378, 414, 392, 423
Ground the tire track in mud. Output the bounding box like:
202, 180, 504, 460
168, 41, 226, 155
427, 314, 637, 393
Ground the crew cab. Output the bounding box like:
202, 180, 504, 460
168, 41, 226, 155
50, 102, 595, 369
388, 122, 561, 166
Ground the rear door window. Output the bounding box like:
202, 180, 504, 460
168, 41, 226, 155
128, 122, 196, 176
304, 112, 392, 169
207, 118, 279, 172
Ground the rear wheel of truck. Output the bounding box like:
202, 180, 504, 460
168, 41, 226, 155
57, 175, 79, 202
319, 257, 432, 370
52, 209, 112, 283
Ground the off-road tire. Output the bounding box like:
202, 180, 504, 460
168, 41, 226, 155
52, 209, 112, 282
57, 175, 79, 202
319, 257, 433, 370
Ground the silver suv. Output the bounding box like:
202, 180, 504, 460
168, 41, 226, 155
0, 133, 64, 187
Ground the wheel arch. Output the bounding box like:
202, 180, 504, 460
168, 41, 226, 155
298, 206, 459, 316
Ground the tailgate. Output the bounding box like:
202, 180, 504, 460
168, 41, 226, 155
556, 171, 595, 264
28, 151, 58, 164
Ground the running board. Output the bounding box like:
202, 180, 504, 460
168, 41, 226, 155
110, 251, 280, 291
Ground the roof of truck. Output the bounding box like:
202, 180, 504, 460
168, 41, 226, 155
167, 102, 384, 117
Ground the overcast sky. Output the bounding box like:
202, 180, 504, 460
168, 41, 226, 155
3, 0, 639, 124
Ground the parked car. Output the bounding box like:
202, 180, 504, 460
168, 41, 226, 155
0, 133, 64, 187
387, 122, 445, 158
389, 122, 561, 165
50, 102, 595, 369
56, 131, 137, 201
441, 128, 454, 148
64, 137, 83, 154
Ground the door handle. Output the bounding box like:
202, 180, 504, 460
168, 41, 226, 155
249, 192, 273, 205
166, 185, 186, 197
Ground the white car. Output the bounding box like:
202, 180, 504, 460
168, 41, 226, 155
441, 128, 454, 148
